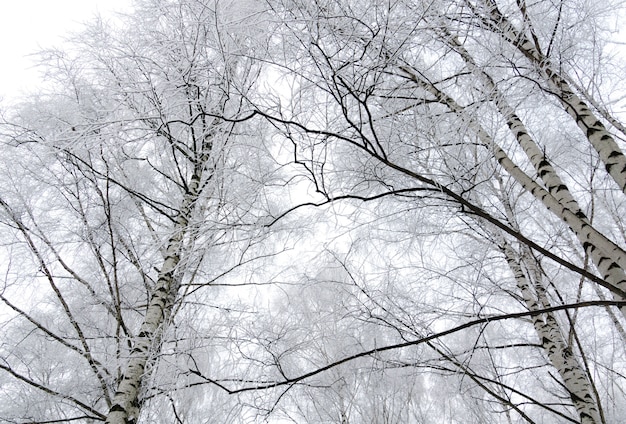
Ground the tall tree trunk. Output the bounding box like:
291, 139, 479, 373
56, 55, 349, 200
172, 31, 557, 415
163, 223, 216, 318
482, 0, 626, 194
443, 34, 626, 316
397, 64, 626, 307
502, 241, 602, 423
105, 173, 202, 424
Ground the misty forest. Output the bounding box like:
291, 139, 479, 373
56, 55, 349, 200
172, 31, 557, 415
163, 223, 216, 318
1, 0, 626, 422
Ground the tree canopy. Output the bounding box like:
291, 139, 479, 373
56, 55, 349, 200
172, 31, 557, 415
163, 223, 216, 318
1, 0, 626, 423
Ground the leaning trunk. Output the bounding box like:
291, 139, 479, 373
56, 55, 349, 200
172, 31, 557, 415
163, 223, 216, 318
105, 174, 201, 424
502, 241, 602, 423
482, 0, 626, 194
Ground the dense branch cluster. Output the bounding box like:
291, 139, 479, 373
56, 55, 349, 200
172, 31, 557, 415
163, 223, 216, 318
1, 0, 626, 423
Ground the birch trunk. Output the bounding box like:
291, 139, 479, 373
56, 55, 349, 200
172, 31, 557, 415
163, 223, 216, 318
482, 0, 626, 194
105, 172, 201, 424
397, 65, 626, 305
502, 241, 602, 423
443, 34, 626, 310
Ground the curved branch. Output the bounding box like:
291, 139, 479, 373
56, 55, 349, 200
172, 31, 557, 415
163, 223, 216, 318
196, 300, 626, 394
0, 362, 106, 420
251, 112, 624, 297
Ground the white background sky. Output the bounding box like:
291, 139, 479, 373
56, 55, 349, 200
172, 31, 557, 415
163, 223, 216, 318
0, 0, 131, 102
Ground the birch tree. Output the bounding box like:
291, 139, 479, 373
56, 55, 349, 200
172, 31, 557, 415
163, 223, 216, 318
0, 0, 281, 422
242, 0, 626, 421
2, 0, 626, 423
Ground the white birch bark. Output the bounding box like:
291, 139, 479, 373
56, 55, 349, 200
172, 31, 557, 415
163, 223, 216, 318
397, 65, 626, 303
444, 34, 626, 309
105, 172, 201, 424
482, 0, 626, 194
502, 241, 602, 424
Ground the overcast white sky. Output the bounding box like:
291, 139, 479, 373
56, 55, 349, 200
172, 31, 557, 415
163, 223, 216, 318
0, 0, 131, 101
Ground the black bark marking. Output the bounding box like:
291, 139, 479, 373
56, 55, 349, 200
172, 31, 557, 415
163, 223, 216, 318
608, 262, 621, 271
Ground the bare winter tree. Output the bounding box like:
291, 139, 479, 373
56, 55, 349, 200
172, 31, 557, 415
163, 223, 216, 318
0, 0, 288, 422
219, 0, 626, 422
2, 0, 626, 423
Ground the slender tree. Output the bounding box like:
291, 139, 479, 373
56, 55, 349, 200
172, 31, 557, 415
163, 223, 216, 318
0, 0, 281, 422
2, 0, 626, 423
243, 0, 626, 421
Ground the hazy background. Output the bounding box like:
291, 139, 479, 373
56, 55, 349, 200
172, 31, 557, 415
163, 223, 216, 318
0, 0, 131, 101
